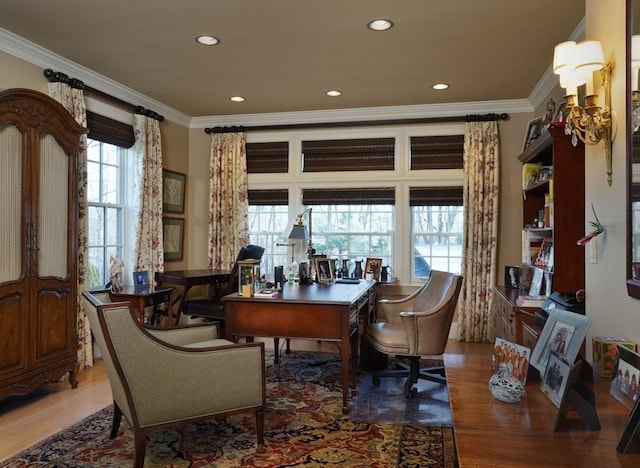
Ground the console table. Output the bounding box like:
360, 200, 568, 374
224, 280, 376, 414
444, 343, 640, 466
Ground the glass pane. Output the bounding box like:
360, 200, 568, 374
87, 139, 100, 162
102, 164, 119, 204
88, 206, 105, 245
103, 143, 119, 166
87, 161, 101, 203
88, 247, 105, 288
106, 207, 120, 245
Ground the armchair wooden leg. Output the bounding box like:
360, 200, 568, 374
256, 409, 265, 450
133, 430, 147, 468
110, 402, 123, 439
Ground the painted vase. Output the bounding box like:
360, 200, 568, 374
488, 363, 525, 403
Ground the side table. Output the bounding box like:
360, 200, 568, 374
110, 286, 174, 326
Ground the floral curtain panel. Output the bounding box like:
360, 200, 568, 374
458, 120, 499, 343
209, 132, 249, 270
48, 83, 92, 369
133, 115, 164, 281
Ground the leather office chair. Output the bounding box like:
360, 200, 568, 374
82, 290, 266, 468
183, 244, 265, 330
365, 270, 463, 398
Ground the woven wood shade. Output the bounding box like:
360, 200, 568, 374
302, 187, 395, 205
410, 135, 464, 170
302, 138, 395, 172
409, 186, 463, 206
86, 111, 135, 148
248, 189, 289, 205
246, 141, 288, 173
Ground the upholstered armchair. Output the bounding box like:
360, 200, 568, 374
365, 270, 463, 398
82, 290, 266, 468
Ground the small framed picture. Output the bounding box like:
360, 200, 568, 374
541, 351, 572, 408
492, 337, 530, 384
163, 217, 184, 261
522, 116, 545, 151
162, 169, 186, 214
554, 100, 568, 123
530, 308, 592, 374
133, 270, 149, 288
315, 258, 334, 284
610, 345, 640, 410
504, 266, 520, 289
617, 395, 640, 453
365, 257, 383, 281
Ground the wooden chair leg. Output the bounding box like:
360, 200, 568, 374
110, 402, 123, 439
133, 430, 147, 468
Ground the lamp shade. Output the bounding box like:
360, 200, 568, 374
575, 40, 604, 75
288, 224, 310, 240
553, 41, 577, 75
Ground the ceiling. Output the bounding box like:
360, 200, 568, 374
0, 0, 585, 119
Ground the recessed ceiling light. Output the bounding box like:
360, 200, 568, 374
196, 35, 220, 46
432, 83, 449, 90
230, 96, 245, 102
326, 90, 342, 97
367, 19, 393, 31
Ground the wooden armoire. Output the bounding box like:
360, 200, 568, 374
0, 88, 86, 398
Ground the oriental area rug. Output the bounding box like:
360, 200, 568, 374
3, 352, 456, 467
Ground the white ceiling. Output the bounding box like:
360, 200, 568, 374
0, 0, 584, 121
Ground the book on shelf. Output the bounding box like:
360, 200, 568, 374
253, 288, 279, 298
516, 294, 547, 307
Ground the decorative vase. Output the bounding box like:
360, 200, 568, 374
341, 259, 350, 278
354, 260, 363, 279
488, 363, 525, 403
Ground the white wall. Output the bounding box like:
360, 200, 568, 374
584, 0, 640, 361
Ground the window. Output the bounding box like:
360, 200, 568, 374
87, 140, 125, 287
410, 187, 463, 281
303, 188, 394, 274
247, 189, 290, 276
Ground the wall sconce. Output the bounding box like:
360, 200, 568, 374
553, 40, 614, 185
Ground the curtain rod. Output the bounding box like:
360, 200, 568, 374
43, 69, 164, 121
204, 112, 509, 134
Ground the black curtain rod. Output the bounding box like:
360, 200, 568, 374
204, 112, 508, 134
43, 69, 164, 121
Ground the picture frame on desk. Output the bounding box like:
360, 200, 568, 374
365, 257, 383, 281
541, 351, 572, 408
617, 394, 640, 453
504, 266, 520, 289
610, 345, 640, 411
133, 270, 149, 288
316, 258, 334, 284
530, 308, 592, 374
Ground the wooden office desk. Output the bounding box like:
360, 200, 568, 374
224, 280, 376, 414
155, 269, 231, 320
444, 343, 640, 467
110, 286, 174, 326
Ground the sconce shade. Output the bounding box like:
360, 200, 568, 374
575, 40, 604, 75
288, 224, 310, 240
553, 41, 577, 75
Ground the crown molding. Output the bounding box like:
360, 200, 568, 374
190, 99, 533, 129
0, 28, 192, 127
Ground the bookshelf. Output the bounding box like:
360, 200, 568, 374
494, 125, 585, 347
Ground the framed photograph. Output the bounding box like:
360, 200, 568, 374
554, 100, 568, 123
365, 257, 383, 281
530, 308, 592, 374
133, 270, 149, 288
541, 351, 572, 407
315, 258, 334, 284
522, 115, 545, 151
504, 266, 520, 289
163, 217, 184, 261
162, 169, 186, 214
492, 337, 531, 384
610, 345, 640, 410
617, 395, 640, 453
529, 267, 544, 296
